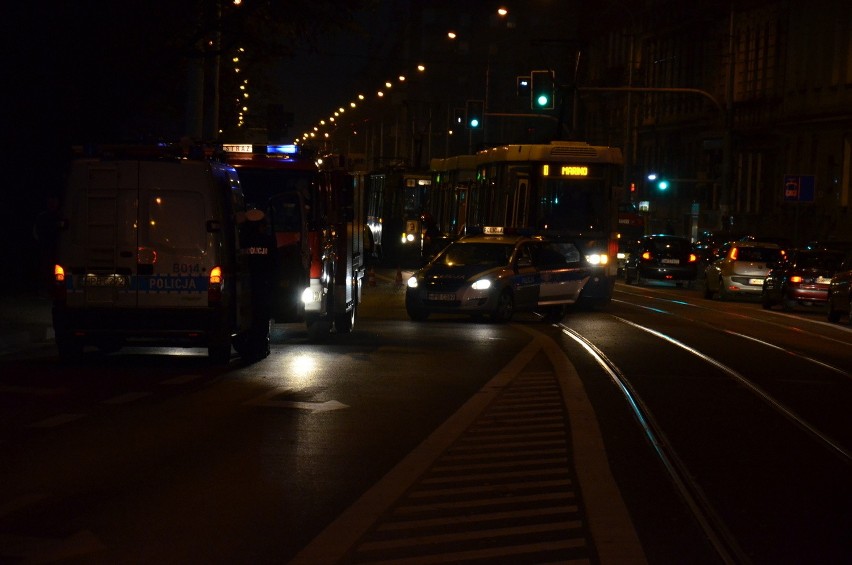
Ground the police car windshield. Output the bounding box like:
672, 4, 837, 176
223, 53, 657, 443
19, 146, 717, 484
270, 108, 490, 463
438, 242, 514, 267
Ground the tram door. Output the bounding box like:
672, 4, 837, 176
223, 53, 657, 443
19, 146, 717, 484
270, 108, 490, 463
504, 168, 530, 228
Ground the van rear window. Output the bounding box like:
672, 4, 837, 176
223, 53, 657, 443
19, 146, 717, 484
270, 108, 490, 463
146, 191, 206, 252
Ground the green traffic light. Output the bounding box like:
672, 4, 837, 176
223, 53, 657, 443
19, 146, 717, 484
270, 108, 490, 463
469, 118, 480, 128
658, 180, 669, 190
536, 95, 549, 107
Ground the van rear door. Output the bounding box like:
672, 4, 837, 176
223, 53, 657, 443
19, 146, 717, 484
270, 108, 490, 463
66, 161, 139, 308
135, 162, 212, 309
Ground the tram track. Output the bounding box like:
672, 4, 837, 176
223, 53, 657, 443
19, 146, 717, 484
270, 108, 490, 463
557, 294, 852, 563
558, 324, 749, 565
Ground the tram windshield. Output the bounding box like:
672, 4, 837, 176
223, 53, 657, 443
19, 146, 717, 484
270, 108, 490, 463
538, 178, 608, 234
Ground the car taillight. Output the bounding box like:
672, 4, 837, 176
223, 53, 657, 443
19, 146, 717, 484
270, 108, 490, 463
730, 247, 739, 260
789, 275, 803, 284
641, 251, 652, 260
689, 253, 697, 262
208, 266, 223, 305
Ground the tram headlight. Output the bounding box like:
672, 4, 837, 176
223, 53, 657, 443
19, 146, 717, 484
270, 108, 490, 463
585, 253, 609, 265
406, 233, 416, 242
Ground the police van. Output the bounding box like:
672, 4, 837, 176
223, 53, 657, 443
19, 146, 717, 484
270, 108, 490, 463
52, 144, 262, 363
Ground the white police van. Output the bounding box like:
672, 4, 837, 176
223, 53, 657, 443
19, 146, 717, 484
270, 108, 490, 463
52, 144, 260, 363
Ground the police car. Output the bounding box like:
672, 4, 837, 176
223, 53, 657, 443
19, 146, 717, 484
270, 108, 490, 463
404, 227, 591, 322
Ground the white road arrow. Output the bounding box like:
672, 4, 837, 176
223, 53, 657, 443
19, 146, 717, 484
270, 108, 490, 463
244, 388, 349, 413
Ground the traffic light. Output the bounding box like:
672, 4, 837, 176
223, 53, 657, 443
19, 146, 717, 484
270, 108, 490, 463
465, 99, 484, 129
530, 70, 555, 110
452, 107, 465, 127
648, 174, 669, 191
517, 76, 530, 98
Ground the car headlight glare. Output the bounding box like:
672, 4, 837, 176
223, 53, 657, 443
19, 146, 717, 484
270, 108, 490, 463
407, 276, 418, 288
471, 279, 491, 290
586, 253, 608, 265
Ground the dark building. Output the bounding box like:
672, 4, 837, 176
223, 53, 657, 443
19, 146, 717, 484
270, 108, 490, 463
580, 0, 852, 243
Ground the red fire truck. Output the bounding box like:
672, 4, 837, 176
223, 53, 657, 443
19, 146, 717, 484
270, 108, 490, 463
224, 144, 364, 338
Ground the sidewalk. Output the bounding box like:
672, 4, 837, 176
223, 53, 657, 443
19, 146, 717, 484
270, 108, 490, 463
0, 292, 54, 355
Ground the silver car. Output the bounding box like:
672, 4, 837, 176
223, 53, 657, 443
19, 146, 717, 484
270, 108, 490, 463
704, 241, 785, 300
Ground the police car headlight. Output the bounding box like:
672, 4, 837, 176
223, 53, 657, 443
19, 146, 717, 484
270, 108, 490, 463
585, 253, 608, 265
407, 276, 419, 289
471, 279, 491, 290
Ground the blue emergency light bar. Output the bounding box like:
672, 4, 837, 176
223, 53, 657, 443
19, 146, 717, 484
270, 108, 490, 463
222, 143, 300, 156
267, 144, 298, 155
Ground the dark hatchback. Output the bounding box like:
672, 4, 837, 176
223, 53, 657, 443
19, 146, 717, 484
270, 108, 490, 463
762, 248, 846, 310
624, 234, 698, 286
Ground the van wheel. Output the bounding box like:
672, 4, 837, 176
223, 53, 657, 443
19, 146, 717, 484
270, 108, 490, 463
208, 343, 232, 365
306, 316, 332, 340
335, 306, 356, 333
56, 333, 84, 362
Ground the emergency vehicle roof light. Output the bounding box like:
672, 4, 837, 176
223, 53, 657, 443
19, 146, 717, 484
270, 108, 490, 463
267, 144, 298, 155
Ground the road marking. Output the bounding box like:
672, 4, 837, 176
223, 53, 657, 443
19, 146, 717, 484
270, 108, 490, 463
288, 338, 542, 565
244, 388, 348, 413
528, 327, 648, 565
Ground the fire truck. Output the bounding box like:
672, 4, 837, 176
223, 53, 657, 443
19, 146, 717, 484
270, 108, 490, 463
223, 144, 364, 338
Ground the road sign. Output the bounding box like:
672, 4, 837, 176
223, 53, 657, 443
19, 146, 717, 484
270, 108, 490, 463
783, 175, 815, 202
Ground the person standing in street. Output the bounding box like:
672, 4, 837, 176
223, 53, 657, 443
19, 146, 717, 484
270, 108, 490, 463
240, 209, 276, 360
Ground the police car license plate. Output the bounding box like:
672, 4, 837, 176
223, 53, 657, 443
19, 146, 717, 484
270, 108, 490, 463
428, 292, 456, 301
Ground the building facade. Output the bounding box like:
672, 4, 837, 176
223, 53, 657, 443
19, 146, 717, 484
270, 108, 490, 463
582, 0, 852, 244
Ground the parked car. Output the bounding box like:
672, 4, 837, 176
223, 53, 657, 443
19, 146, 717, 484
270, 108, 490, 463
704, 241, 785, 300
623, 234, 698, 286
827, 252, 852, 323
405, 229, 592, 322
761, 248, 846, 310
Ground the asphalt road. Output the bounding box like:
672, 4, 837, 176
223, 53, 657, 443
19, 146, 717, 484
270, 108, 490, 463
0, 276, 850, 563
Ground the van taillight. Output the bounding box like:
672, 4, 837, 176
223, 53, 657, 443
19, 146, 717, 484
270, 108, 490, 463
53, 264, 67, 302
208, 266, 223, 304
